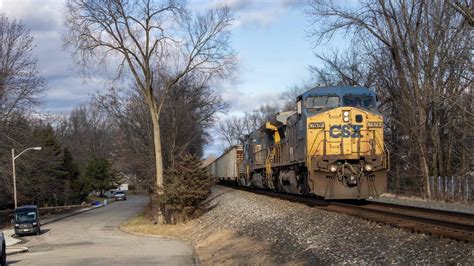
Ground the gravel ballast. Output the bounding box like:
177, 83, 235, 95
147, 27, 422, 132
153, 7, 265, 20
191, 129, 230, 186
197, 185, 473, 264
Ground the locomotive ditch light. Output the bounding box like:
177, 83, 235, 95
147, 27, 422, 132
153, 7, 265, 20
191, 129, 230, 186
329, 164, 338, 172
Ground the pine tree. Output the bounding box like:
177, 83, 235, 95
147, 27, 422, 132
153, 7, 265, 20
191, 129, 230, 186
60, 148, 82, 203
157, 153, 215, 223
83, 157, 119, 196
28, 123, 67, 206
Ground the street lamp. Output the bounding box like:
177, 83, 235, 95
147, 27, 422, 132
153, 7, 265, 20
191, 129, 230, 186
12, 147, 42, 208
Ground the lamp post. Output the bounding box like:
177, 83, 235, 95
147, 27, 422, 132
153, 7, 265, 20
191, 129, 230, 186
12, 147, 42, 209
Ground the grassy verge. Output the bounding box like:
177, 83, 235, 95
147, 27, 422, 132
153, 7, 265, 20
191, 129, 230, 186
120, 214, 186, 237
120, 213, 275, 265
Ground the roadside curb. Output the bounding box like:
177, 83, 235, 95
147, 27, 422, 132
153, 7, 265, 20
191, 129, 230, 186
4, 229, 21, 247
6, 246, 28, 255
41, 204, 104, 226
5, 204, 105, 247
119, 225, 182, 241
119, 225, 202, 265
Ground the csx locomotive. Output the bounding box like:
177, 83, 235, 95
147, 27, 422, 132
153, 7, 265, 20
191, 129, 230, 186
208, 86, 389, 199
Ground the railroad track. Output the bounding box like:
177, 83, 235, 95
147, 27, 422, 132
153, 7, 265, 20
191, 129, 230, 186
220, 183, 474, 242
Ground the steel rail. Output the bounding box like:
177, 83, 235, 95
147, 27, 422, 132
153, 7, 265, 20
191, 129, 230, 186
219, 183, 474, 242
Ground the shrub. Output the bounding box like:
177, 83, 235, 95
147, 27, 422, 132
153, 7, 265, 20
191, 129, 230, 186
154, 153, 215, 224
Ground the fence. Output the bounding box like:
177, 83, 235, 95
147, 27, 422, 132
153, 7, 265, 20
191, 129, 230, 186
428, 174, 473, 202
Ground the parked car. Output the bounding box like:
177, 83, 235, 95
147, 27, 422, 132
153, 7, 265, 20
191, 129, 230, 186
114, 191, 127, 201
1, 230, 6, 266
13, 205, 41, 236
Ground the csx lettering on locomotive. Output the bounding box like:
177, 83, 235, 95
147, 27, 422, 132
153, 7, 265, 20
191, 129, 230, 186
329, 124, 363, 138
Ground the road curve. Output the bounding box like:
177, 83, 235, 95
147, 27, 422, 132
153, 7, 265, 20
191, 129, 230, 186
8, 195, 195, 265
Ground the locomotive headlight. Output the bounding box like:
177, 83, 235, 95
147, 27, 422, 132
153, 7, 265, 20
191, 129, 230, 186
343, 111, 350, 117
364, 163, 373, 172
343, 116, 350, 122
329, 164, 338, 172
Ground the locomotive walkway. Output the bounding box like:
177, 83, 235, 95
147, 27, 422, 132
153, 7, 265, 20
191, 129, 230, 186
222, 183, 474, 242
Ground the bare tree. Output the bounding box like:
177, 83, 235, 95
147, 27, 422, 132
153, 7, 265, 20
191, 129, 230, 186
0, 14, 43, 121
56, 101, 114, 169
96, 89, 156, 190
447, 0, 474, 26
216, 104, 280, 149
278, 84, 308, 111
159, 75, 227, 166
64, 0, 236, 195
310, 49, 376, 87
216, 116, 246, 147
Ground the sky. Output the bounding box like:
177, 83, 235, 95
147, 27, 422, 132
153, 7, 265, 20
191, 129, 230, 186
0, 0, 347, 156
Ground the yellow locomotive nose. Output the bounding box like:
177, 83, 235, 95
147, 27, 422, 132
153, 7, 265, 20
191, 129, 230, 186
306, 104, 388, 199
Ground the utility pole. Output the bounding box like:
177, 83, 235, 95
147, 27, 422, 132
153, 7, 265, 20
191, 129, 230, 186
12, 149, 17, 209
11, 147, 42, 208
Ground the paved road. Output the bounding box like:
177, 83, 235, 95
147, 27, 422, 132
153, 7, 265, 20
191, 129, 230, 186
7, 196, 195, 265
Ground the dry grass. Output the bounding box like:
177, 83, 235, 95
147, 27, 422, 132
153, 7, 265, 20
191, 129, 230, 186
120, 215, 187, 237
120, 214, 276, 265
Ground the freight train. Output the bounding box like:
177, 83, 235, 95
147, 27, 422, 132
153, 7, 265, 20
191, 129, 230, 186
208, 86, 389, 199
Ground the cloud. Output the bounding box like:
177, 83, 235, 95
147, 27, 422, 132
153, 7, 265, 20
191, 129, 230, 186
190, 0, 305, 28
2, 0, 62, 32
220, 86, 281, 112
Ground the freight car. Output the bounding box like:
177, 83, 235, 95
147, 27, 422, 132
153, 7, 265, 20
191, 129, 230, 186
207, 145, 244, 183
209, 86, 389, 199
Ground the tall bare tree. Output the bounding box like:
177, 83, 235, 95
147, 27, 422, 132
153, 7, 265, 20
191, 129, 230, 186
310, 49, 376, 88
64, 0, 235, 194
0, 14, 43, 121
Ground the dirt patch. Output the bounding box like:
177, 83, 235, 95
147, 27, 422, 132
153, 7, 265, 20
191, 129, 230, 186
121, 215, 276, 265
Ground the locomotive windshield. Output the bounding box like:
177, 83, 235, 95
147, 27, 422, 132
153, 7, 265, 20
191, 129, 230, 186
305, 96, 339, 110
342, 94, 376, 109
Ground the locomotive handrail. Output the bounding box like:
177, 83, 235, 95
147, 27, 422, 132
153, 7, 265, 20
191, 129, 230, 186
373, 130, 385, 155
308, 130, 325, 156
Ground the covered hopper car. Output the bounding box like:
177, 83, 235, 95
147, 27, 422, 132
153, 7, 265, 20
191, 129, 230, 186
208, 86, 389, 199
207, 145, 244, 183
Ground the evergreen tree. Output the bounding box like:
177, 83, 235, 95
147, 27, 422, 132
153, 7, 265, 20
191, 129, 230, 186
60, 148, 83, 203
26, 123, 67, 206
83, 157, 119, 196
156, 153, 215, 223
